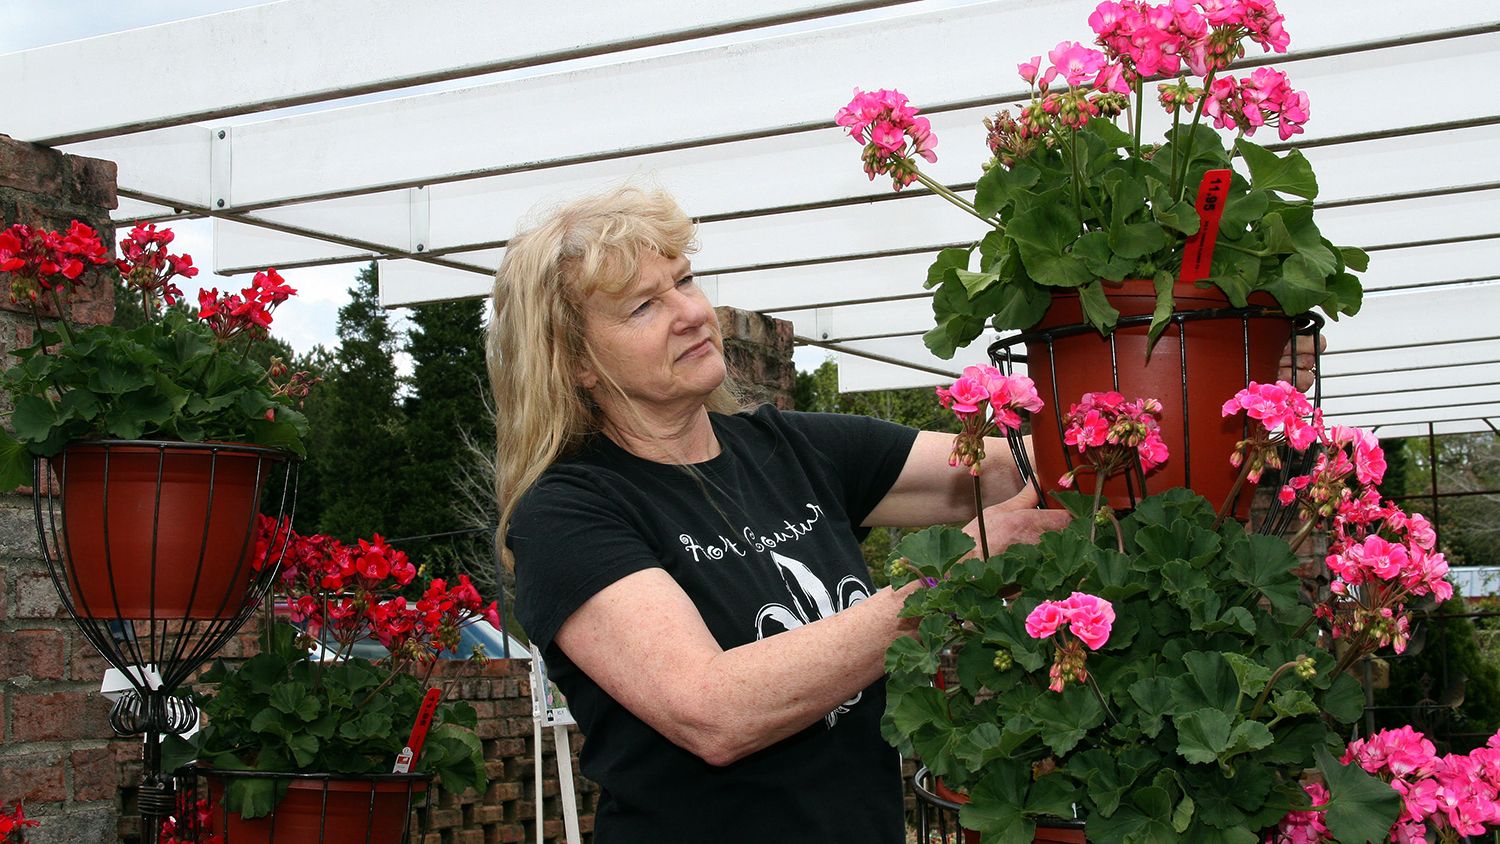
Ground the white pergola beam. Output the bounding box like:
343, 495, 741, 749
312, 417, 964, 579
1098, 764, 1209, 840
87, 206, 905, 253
61, 2, 1498, 214
5, 0, 919, 146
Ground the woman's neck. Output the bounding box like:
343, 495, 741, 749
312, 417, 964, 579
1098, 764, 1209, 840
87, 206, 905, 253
600, 404, 721, 465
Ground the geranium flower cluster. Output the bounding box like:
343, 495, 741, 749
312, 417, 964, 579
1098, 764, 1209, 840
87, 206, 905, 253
935, 365, 1042, 476
197, 267, 296, 342
255, 516, 500, 665
159, 796, 220, 844
116, 222, 199, 309
0, 220, 110, 303
1204, 66, 1310, 140
1224, 382, 1450, 656
1273, 781, 1331, 844
989, 0, 1302, 147
0, 800, 39, 842
1222, 379, 1319, 482
1024, 592, 1115, 692
1277, 727, 1500, 843
1057, 391, 1170, 490
834, 87, 938, 190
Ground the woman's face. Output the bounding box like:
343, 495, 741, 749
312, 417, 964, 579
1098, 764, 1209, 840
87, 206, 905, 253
577, 251, 726, 415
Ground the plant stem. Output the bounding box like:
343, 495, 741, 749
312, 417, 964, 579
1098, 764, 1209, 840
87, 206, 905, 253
1087, 673, 1119, 725
1213, 454, 1256, 529
1286, 518, 1318, 554
1247, 660, 1298, 720
1067, 130, 1087, 230
1105, 509, 1126, 555
1133, 77, 1144, 156
47, 288, 76, 346
1174, 71, 1215, 201
913, 172, 1000, 227
1088, 473, 1106, 545
1215, 240, 1270, 257
972, 473, 991, 560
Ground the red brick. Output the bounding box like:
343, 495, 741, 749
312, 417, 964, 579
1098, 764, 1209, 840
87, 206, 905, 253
67, 155, 118, 210
13, 571, 66, 618
71, 746, 119, 801
6, 627, 66, 680
12, 689, 111, 742
0, 136, 65, 196
69, 635, 110, 682
0, 752, 66, 802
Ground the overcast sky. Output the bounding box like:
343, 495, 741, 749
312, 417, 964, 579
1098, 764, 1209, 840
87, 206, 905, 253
4, 1, 419, 361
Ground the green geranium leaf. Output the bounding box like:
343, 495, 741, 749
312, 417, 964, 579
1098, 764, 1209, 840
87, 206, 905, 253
1322, 272, 1364, 319
1218, 189, 1269, 237
10, 395, 61, 443
1174, 651, 1241, 712
1032, 685, 1106, 755
894, 525, 975, 573
227, 777, 280, 820
1226, 534, 1301, 612
1076, 281, 1120, 335
988, 277, 1054, 332
1269, 689, 1318, 719
1008, 203, 1094, 288
1339, 245, 1370, 273
1236, 140, 1318, 199
955, 269, 1001, 297
1146, 270, 1175, 349
1322, 673, 1366, 725
1128, 676, 1175, 739
1073, 231, 1135, 281
1221, 654, 1272, 699
1174, 708, 1231, 763
959, 763, 1033, 842
1316, 746, 1401, 844
975, 160, 1041, 218
926, 247, 973, 290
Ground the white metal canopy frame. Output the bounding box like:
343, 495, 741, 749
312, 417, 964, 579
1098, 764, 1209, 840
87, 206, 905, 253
6, 0, 1498, 439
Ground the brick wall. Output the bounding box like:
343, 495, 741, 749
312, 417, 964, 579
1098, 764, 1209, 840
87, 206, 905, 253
716, 306, 795, 410
0, 133, 126, 844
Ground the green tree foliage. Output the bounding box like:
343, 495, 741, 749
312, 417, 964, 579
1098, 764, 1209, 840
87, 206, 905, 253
394, 299, 491, 579
795, 356, 962, 586
1375, 583, 1500, 753
312, 262, 408, 539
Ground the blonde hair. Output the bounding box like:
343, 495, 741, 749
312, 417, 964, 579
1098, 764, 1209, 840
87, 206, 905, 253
488, 185, 742, 565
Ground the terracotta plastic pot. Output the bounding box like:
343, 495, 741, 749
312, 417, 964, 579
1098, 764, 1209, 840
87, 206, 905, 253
50, 442, 276, 619
1007, 279, 1292, 513
932, 778, 1088, 843
205, 774, 427, 844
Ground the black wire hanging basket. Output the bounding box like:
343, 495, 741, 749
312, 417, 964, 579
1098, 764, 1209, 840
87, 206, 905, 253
989, 284, 1322, 533
33, 439, 299, 844
178, 768, 432, 844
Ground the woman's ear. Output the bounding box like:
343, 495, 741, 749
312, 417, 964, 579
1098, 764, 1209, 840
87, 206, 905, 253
577, 365, 599, 391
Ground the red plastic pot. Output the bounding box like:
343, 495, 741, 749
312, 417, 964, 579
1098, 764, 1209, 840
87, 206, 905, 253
50, 442, 277, 619
1013, 279, 1292, 513
204, 774, 426, 844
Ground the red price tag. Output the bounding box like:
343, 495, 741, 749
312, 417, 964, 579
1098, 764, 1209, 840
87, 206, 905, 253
393, 687, 443, 773
1179, 168, 1232, 284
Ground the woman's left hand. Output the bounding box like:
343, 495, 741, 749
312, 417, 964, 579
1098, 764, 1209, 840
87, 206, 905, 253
1278, 334, 1327, 392
961, 485, 1072, 558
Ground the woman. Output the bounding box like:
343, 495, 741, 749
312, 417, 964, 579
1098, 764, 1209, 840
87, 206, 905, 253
489, 184, 1062, 842
489, 185, 1317, 842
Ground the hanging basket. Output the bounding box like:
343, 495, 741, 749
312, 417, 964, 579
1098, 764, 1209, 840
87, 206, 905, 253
990, 279, 1322, 517
195, 770, 431, 844
42, 440, 289, 619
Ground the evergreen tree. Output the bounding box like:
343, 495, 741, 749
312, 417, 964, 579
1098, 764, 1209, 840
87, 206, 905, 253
395, 299, 491, 579
313, 262, 408, 539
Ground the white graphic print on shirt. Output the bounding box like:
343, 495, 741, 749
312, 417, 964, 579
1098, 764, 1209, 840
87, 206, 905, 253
754, 550, 870, 727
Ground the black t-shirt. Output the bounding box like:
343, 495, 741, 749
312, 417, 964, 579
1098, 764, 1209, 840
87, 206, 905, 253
510, 405, 919, 843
